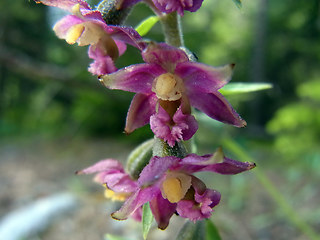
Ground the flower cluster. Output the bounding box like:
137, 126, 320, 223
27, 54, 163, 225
78, 148, 255, 229
36, 0, 255, 231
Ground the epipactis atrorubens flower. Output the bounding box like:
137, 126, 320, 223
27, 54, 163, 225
36, 0, 145, 75
110, 147, 255, 229
99, 43, 246, 147
152, 0, 204, 16
77, 158, 142, 221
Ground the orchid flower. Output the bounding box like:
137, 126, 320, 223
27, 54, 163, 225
77, 158, 142, 221
36, 0, 145, 75
152, 0, 204, 16
100, 43, 246, 146
111, 148, 255, 229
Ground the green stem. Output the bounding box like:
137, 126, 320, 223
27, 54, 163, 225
222, 138, 320, 240
97, 0, 131, 25
159, 11, 185, 47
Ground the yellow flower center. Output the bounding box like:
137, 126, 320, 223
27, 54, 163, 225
152, 73, 184, 101
66, 24, 85, 44
161, 172, 192, 203
104, 189, 129, 202
162, 177, 183, 203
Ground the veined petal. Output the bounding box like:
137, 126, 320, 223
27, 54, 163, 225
110, 26, 147, 51
76, 159, 124, 174
189, 91, 246, 127
142, 43, 189, 72
175, 63, 234, 93
138, 156, 180, 187
35, 0, 90, 11
201, 156, 256, 175
175, 153, 212, 173
99, 64, 165, 93
104, 172, 138, 192
125, 93, 157, 134
111, 186, 159, 220
150, 192, 177, 230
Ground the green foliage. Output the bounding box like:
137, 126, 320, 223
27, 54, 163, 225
231, 0, 242, 9
219, 82, 272, 96
105, 234, 131, 240
176, 221, 205, 240
206, 220, 222, 240
135, 16, 159, 36
142, 202, 153, 240
267, 77, 320, 162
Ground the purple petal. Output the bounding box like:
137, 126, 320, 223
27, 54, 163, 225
176, 188, 220, 222
201, 156, 256, 175
110, 26, 147, 51
99, 63, 165, 93
150, 192, 177, 230
174, 153, 212, 173
138, 156, 180, 186
114, 40, 127, 56
175, 63, 233, 93
131, 207, 142, 222
36, 0, 90, 11
53, 15, 84, 40
76, 159, 124, 174
150, 108, 174, 146
88, 45, 117, 75
150, 107, 198, 147
188, 91, 246, 127
172, 107, 198, 141
142, 43, 189, 72
103, 172, 138, 192
195, 188, 221, 209
125, 93, 157, 134
111, 186, 159, 220
152, 0, 203, 16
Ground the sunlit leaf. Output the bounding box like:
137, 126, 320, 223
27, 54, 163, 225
142, 202, 153, 240
176, 221, 205, 240
135, 16, 159, 36
219, 82, 273, 95
206, 220, 222, 240
232, 0, 242, 9
104, 234, 128, 240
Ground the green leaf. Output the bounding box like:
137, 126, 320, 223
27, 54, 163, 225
104, 234, 129, 240
142, 202, 153, 240
232, 0, 242, 9
135, 16, 159, 36
176, 221, 205, 240
219, 82, 273, 95
206, 220, 222, 240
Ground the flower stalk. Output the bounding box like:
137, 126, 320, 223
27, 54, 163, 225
159, 12, 184, 47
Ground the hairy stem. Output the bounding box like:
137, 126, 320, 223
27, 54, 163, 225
159, 12, 184, 47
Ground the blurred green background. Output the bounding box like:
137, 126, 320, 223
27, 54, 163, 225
0, 0, 319, 239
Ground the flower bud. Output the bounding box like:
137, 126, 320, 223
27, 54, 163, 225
126, 139, 154, 179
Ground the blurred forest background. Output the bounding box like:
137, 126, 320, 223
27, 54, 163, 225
0, 0, 319, 240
